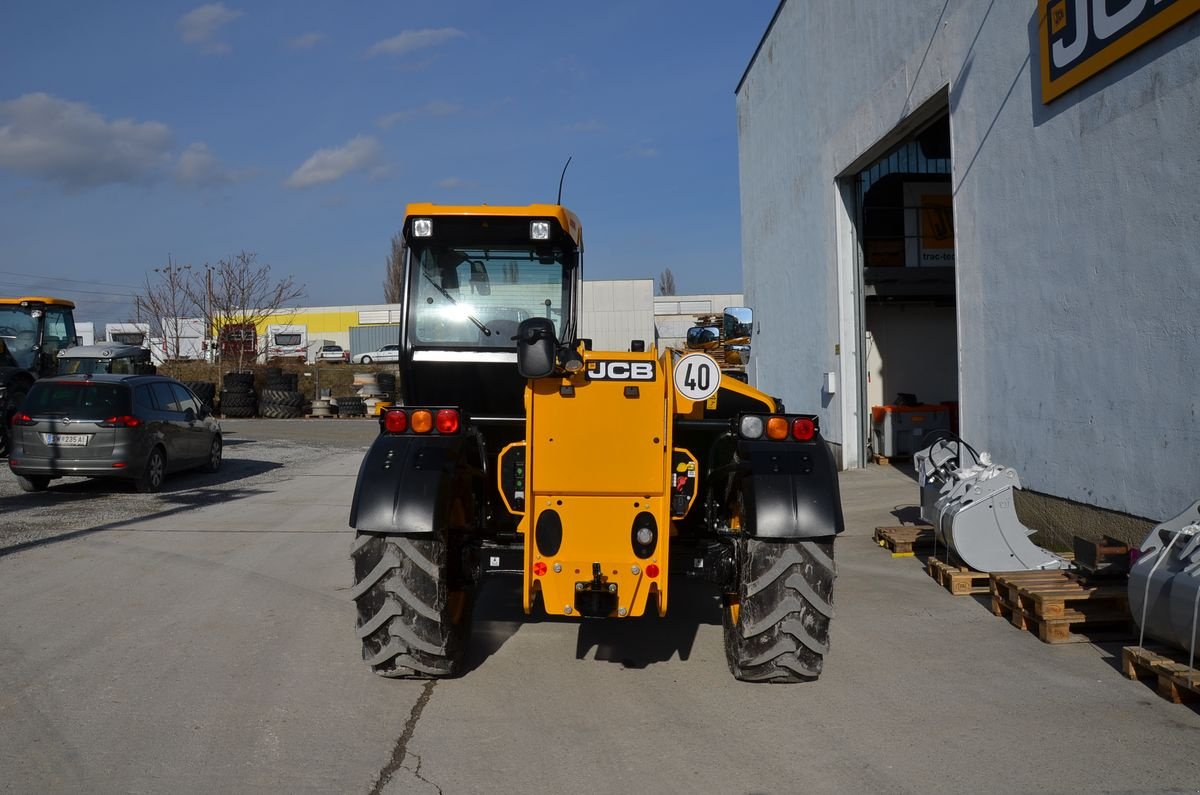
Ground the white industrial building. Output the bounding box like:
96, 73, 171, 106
736, 1, 1199, 523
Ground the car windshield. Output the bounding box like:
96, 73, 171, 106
24, 382, 132, 419
409, 245, 570, 348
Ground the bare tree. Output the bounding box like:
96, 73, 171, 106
189, 251, 306, 374
657, 267, 677, 296
383, 231, 405, 303
136, 256, 195, 372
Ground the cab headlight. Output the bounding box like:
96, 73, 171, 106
530, 220, 551, 240
412, 218, 433, 237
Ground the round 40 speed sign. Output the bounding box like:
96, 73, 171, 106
673, 352, 722, 402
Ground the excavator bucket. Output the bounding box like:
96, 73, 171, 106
916, 436, 1070, 573
1128, 499, 1200, 654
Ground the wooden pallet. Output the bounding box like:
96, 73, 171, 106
990, 570, 1132, 644
926, 555, 989, 595
1123, 645, 1200, 704
873, 525, 935, 557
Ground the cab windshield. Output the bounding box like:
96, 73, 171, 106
409, 245, 571, 348
0, 305, 75, 369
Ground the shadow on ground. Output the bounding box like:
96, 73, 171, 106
463, 578, 723, 674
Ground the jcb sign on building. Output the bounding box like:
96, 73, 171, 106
1039, 0, 1200, 103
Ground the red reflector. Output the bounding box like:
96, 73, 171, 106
532, 561, 547, 576
384, 409, 408, 433
8, 458, 17, 466
645, 563, 660, 578
112, 462, 127, 469
435, 409, 459, 434
100, 415, 142, 428
792, 417, 815, 441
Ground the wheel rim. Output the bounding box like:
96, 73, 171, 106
210, 439, 222, 469
149, 451, 164, 487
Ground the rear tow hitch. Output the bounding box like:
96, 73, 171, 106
574, 562, 618, 617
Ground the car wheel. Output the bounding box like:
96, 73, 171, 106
205, 435, 223, 473
17, 474, 50, 493
136, 447, 166, 494
360, 355, 372, 364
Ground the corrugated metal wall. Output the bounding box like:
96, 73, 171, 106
349, 324, 401, 355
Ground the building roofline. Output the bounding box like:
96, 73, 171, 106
735, 0, 788, 95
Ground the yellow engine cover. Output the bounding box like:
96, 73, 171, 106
520, 349, 677, 618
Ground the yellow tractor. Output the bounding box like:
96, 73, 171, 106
0, 296, 78, 457
350, 205, 844, 682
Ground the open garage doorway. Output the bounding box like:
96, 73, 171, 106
840, 105, 959, 467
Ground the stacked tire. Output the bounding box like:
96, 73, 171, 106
220, 372, 257, 418
183, 381, 217, 414
375, 371, 397, 400
260, 389, 307, 419
336, 396, 366, 417
264, 367, 299, 393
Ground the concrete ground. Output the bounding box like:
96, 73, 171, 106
1, 424, 1197, 793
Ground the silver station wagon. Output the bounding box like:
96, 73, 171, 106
7, 374, 222, 493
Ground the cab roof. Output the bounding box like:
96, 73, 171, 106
0, 296, 76, 308
404, 203, 582, 248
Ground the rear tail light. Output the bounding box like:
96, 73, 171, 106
12, 412, 34, 427
99, 415, 143, 428
738, 416, 763, 439
435, 409, 459, 434
384, 409, 408, 433
766, 416, 789, 440
791, 417, 815, 441
385, 408, 461, 434
410, 410, 433, 433
738, 414, 819, 441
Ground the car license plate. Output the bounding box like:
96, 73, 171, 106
43, 433, 90, 446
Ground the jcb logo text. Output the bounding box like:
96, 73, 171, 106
587, 361, 656, 381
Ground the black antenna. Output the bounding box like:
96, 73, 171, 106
556, 156, 572, 205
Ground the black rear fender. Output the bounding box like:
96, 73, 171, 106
724, 436, 845, 539
350, 432, 482, 534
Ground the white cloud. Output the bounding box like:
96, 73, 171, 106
367, 28, 464, 58
284, 135, 382, 189
628, 144, 660, 159
288, 32, 323, 50
175, 142, 243, 187
376, 100, 461, 129
0, 93, 173, 189
177, 3, 243, 54
437, 177, 471, 190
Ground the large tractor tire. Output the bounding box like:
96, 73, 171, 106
351, 532, 471, 678
723, 535, 836, 683
0, 387, 28, 459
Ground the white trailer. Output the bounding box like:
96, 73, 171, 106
266, 324, 308, 362
105, 322, 151, 348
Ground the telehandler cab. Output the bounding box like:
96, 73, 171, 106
350, 204, 844, 682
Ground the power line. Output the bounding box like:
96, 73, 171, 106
0, 270, 143, 290
0, 281, 136, 300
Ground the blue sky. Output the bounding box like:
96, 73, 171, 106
0, 1, 778, 327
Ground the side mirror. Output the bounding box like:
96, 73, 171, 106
515, 318, 557, 379
722, 307, 753, 345
726, 344, 751, 366
184, 407, 196, 423
686, 326, 721, 350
